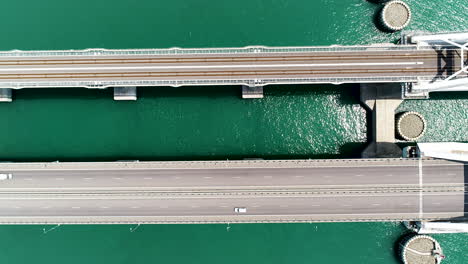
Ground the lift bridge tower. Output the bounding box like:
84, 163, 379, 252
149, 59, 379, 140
401, 31, 468, 98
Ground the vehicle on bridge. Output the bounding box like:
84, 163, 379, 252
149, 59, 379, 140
0, 173, 12, 180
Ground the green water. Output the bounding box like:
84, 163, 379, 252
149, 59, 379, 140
0, 0, 467, 263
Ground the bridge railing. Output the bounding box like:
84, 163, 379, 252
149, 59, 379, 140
0, 45, 431, 58
0, 76, 434, 89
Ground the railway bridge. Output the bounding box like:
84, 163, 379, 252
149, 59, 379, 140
0, 31, 466, 101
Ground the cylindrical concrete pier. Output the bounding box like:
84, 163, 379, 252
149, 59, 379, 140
380, 1, 412, 31
396, 111, 426, 141
400, 235, 445, 264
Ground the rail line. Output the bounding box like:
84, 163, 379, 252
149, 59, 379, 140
0, 45, 464, 90
0, 52, 456, 65
0, 67, 459, 80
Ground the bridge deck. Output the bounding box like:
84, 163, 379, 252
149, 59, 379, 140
0, 159, 465, 224
0, 46, 465, 89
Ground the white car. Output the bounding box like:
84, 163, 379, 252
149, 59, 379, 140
234, 207, 247, 213
0, 173, 12, 180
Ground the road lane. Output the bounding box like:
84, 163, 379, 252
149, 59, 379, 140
0, 159, 464, 223
0, 194, 423, 217
0, 192, 463, 223
0, 160, 464, 191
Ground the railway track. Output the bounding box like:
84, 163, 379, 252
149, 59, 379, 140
0, 48, 464, 88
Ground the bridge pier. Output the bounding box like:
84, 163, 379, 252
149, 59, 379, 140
242, 85, 264, 99
0, 88, 12, 102
361, 83, 402, 158
113, 86, 137, 101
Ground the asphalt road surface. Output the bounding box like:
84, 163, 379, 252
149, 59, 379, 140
0, 159, 465, 224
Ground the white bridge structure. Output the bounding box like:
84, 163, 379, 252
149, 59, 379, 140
417, 142, 468, 162
0, 31, 466, 101
403, 31, 468, 98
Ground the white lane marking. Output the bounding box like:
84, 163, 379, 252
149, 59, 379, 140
263, 176, 273, 179
41, 206, 51, 209
447, 173, 456, 176
143, 177, 153, 180
323, 175, 332, 178
251, 205, 260, 208
112, 177, 122, 180
232, 176, 242, 179
372, 204, 381, 206
130, 206, 140, 209
294, 175, 304, 178
71, 207, 81, 209
191, 205, 200, 208
354, 174, 364, 177
419, 158, 423, 218
83, 177, 94, 180
100, 206, 110, 209
55, 178, 64, 180
13, 206, 21, 209
219, 205, 229, 208
172, 176, 181, 180
24, 178, 33, 181
203, 176, 213, 179
279, 205, 289, 208
311, 205, 321, 207
385, 174, 393, 177
2, 62, 424, 72
402, 203, 412, 206
342, 204, 352, 207
432, 202, 441, 205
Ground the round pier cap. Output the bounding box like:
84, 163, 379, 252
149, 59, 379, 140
396, 111, 426, 141
400, 235, 445, 264
380, 0, 412, 31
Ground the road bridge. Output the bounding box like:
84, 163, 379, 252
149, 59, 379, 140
0, 158, 465, 224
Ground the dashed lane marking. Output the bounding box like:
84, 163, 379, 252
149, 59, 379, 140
419, 158, 423, 218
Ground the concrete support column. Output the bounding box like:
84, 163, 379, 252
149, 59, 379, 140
242, 85, 263, 99
361, 83, 403, 158
0, 88, 12, 102
114, 86, 137, 101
